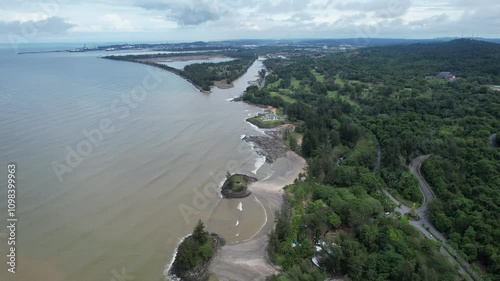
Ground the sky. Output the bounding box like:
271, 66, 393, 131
0, 0, 498, 43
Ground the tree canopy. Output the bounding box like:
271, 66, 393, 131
254, 39, 499, 280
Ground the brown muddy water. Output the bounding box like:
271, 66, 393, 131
0, 47, 276, 281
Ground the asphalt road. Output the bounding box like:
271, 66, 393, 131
383, 155, 482, 281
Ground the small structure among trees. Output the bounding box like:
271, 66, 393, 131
436, 71, 456, 80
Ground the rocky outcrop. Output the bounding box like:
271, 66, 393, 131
221, 174, 257, 199
243, 135, 288, 163
169, 234, 226, 281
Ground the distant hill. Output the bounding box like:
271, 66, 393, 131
359, 39, 500, 84
221, 37, 500, 47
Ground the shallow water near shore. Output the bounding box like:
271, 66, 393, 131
0, 47, 272, 281
159, 57, 235, 70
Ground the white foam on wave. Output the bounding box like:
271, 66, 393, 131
235, 233, 240, 237
235, 220, 239, 226
216, 177, 226, 199
246, 197, 268, 241
261, 171, 275, 181
246, 120, 266, 134
164, 233, 192, 281
237, 202, 243, 211
226, 97, 235, 102
241, 134, 246, 140
252, 156, 266, 174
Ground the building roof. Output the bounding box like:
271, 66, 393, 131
437, 72, 454, 79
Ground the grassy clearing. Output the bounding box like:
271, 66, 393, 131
439, 125, 461, 137
329, 91, 360, 108
312, 70, 325, 82
270, 91, 297, 104
335, 74, 345, 87
420, 90, 433, 99
327, 91, 338, 98
267, 78, 282, 89
291, 77, 301, 88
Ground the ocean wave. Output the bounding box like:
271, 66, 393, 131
241, 134, 246, 140
235, 220, 239, 226
252, 156, 266, 174
260, 171, 275, 181
210, 174, 226, 199
237, 202, 243, 211
246, 120, 266, 134
245, 197, 268, 241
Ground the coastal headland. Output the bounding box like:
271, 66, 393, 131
110, 53, 306, 280
210, 151, 306, 281
221, 174, 257, 199
102, 50, 257, 93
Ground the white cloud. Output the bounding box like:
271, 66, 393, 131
101, 14, 135, 31
0, 0, 498, 41
0, 16, 75, 35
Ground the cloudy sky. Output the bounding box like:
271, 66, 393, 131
0, 0, 498, 43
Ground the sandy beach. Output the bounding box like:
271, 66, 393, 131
210, 151, 306, 281
138, 55, 227, 63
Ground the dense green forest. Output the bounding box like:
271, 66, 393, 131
104, 50, 257, 91
243, 39, 499, 280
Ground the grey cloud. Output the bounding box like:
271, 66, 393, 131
135, 0, 223, 25
0, 16, 75, 35
258, 0, 309, 14
286, 13, 314, 23
167, 3, 221, 25
135, 1, 170, 10
335, 0, 411, 18
460, 5, 500, 24
409, 14, 448, 27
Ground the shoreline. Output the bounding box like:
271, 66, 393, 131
137, 55, 228, 63
209, 151, 306, 280
160, 58, 303, 280
102, 56, 256, 94
103, 58, 212, 94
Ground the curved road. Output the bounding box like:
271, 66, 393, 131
383, 155, 481, 281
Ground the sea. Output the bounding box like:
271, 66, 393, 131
0, 43, 272, 281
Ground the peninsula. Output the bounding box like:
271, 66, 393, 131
102, 50, 257, 93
